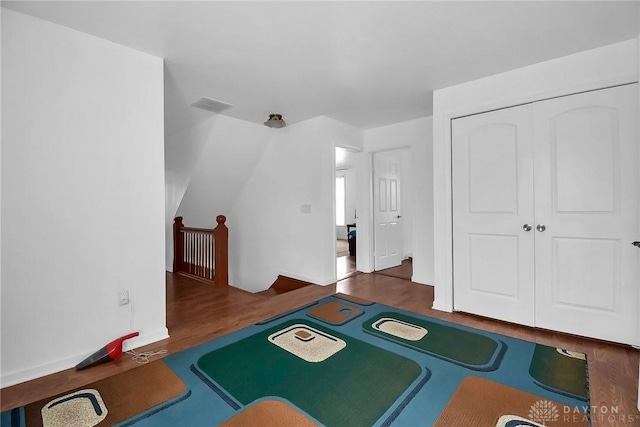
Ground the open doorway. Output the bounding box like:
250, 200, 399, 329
336, 147, 358, 280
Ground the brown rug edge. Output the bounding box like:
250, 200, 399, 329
25, 360, 187, 426
220, 400, 319, 427
307, 301, 362, 324
434, 376, 588, 427
334, 293, 375, 306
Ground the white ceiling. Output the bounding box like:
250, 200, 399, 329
3, 1, 638, 130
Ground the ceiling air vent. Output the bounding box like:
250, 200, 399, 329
189, 97, 234, 114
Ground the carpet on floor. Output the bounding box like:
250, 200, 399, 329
2, 294, 590, 426
336, 239, 349, 257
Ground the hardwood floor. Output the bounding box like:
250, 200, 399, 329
375, 258, 413, 280
2, 272, 639, 426
336, 254, 357, 280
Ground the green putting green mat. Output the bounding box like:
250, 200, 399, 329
2, 295, 591, 427
529, 344, 589, 400
363, 311, 504, 370
196, 319, 424, 427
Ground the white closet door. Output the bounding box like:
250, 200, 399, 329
452, 104, 536, 326
533, 84, 639, 345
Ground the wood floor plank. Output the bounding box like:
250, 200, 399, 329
1, 271, 638, 427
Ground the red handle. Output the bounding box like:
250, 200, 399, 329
105, 332, 139, 360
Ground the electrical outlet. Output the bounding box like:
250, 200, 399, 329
118, 291, 130, 306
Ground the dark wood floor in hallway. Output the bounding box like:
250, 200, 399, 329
2, 271, 639, 426
336, 255, 357, 280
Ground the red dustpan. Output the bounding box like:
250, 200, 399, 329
75, 332, 139, 370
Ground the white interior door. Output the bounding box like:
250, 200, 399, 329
452, 104, 536, 326
533, 84, 639, 345
374, 154, 402, 271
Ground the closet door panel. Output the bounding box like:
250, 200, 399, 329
452, 104, 535, 326
533, 84, 639, 345
553, 108, 617, 213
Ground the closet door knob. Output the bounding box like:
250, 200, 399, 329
523, 224, 532, 232
536, 224, 546, 232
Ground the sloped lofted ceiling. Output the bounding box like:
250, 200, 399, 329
3, 1, 638, 286
3, 1, 639, 131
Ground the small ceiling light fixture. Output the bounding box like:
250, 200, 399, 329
264, 113, 286, 128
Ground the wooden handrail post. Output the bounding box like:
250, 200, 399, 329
213, 215, 229, 287
173, 215, 229, 286
173, 217, 184, 273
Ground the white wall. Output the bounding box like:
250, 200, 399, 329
432, 39, 639, 312
228, 117, 338, 292
637, 24, 640, 414
362, 117, 434, 283
0, 5, 3, 381
164, 66, 230, 269
1, 10, 167, 386
165, 116, 217, 269
174, 115, 359, 292
172, 115, 270, 269
171, 112, 362, 292
177, 116, 270, 227
329, 119, 364, 152
411, 118, 434, 285
399, 149, 414, 259
354, 152, 374, 271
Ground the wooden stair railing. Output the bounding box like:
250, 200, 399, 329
173, 215, 228, 286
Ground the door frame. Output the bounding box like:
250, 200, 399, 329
342, 147, 414, 276
370, 147, 412, 271
432, 54, 637, 314
332, 146, 373, 276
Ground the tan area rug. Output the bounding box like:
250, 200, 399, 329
25, 360, 186, 426
434, 376, 588, 427
336, 239, 349, 257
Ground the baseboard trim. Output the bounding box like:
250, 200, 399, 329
124, 328, 170, 352
431, 299, 453, 313
1, 328, 169, 388
278, 271, 335, 286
